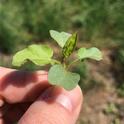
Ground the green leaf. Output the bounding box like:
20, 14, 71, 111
49, 30, 71, 48
62, 33, 77, 58
48, 64, 80, 90
77, 47, 102, 61
12, 44, 53, 67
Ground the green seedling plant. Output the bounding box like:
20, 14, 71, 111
12, 30, 102, 90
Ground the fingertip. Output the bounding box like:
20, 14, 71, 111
19, 85, 83, 124
41, 85, 83, 112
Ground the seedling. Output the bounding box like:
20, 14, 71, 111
12, 30, 102, 90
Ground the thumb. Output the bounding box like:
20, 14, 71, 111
18, 86, 83, 124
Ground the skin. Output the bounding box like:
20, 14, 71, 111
0, 67, 83, 124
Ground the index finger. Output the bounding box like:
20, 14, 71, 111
0, 67, 50, 104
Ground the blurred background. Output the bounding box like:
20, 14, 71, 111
0, 0, 124, 124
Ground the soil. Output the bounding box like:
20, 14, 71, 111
77, 49, 124, 124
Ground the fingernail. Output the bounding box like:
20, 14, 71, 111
55, 94, 73, 111
41, 86, 82, 112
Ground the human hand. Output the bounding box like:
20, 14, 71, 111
0, 67, 83, 124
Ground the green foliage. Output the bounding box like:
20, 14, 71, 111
0, 1, 30, 53
113, 47, 124, 97
73, 62, 91, 91
117, 83, 124, 97
77, 47, 102, 61
12, 30, 102, 90
1, 0, 124, 53
116, 49, 124, 66
48, 64, 80, 90
62, 33, 77, 58
50, 30, 71, 48
112, 118, 121, 124
12, 44, 53, 67
104, 103, 118, 114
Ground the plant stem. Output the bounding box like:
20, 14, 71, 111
61, 55, 65, 63
67, 59, 79, 69
52, 59, 61, 65
60, 55, 67, 69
